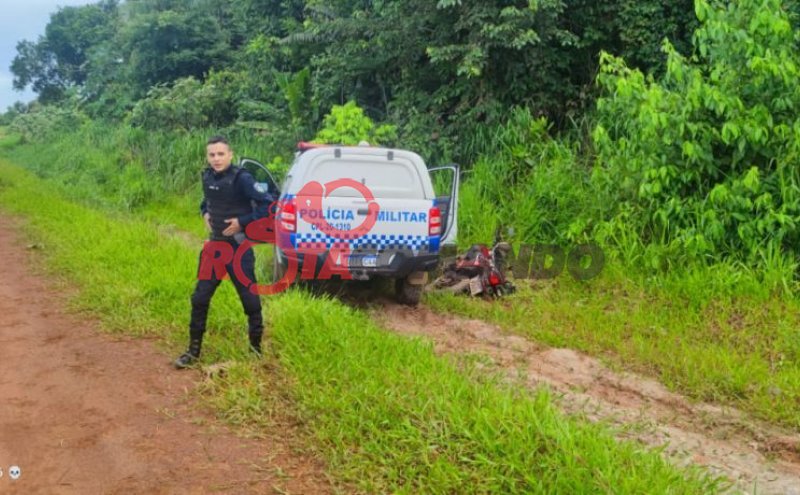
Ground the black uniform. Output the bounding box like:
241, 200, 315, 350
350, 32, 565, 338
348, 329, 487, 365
187, 165, 272, 356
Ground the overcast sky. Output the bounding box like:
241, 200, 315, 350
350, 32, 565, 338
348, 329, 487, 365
0, 0, 95, 110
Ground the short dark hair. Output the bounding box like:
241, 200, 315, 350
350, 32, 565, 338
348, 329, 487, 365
207, 135, 230, 147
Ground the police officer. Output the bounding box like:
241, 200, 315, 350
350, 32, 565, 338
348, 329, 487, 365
174, 135, 273, 369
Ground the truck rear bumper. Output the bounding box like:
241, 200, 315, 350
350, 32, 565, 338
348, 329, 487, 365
276, 248, 439, 280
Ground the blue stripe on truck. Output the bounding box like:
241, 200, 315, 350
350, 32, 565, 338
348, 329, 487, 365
295, 232, 429, 250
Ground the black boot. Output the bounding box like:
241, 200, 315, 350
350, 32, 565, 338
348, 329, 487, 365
247, 309, 264, 358
174, 338, 202, 369
249, 331, 263, 357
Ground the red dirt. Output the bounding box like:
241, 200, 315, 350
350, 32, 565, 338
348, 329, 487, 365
373, 302, 800, 494
0, 219, 332, 494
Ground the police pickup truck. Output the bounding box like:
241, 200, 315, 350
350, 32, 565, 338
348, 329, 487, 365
241, 143, 459, 305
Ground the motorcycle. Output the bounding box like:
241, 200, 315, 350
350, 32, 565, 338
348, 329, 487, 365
432, 229, 515, 298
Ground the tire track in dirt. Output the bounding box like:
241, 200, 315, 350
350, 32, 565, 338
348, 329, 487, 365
0, 218, 332, 495
370, 301, 800, 494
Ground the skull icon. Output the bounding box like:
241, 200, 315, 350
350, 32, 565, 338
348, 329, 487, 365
9, 465, 20, 480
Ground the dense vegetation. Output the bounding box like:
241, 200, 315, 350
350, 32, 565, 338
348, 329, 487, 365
5, 0, 800, 287
7, 0, 697, 142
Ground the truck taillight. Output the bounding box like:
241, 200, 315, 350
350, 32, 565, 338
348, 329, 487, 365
279, 200, 296, 232
429, 206, 441, 236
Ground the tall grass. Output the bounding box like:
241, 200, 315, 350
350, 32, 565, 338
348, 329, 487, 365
427, 260, 800, 428
4, 121, 292, 214
456, 107, 799, 295
0, 127, 20, 149
456, 109, 599, 248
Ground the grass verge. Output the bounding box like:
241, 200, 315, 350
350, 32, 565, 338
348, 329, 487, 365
426, 263, 800, 429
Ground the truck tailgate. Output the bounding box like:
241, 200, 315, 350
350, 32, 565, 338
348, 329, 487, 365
293, 196, 438, 254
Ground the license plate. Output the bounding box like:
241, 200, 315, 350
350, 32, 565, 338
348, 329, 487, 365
349, 255, 377, 267
469, 276, 484, 295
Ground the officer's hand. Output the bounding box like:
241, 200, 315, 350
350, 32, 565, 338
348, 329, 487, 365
203, 212, 212, 232
222, 217, 242, 236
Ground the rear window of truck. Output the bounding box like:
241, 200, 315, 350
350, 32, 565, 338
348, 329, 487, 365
301, 157, 426, 199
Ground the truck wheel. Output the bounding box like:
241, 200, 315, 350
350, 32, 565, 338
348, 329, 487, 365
395, 277, 423, 306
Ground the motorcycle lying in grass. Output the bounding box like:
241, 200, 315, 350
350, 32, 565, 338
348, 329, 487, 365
431, 232, 516, 298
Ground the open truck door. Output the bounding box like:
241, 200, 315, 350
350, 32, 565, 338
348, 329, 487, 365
238, 157, 281, 199
428, 163, 460, 247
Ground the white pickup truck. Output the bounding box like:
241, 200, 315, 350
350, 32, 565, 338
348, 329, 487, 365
243, 144, 459, 305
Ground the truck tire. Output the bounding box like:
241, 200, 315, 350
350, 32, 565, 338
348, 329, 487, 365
395, 276, 423, 306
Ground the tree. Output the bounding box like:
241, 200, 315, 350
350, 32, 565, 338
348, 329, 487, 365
593, 0, 800, 267
11, 40, 64, 103
119, 4, 230, 98
11, 1, 119, 103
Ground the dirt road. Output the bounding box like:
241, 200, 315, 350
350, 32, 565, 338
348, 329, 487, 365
0, 220, 331, 495
373, 302, 800, 494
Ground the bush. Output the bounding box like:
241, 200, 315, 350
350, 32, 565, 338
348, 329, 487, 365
9, 104, 88, 143
128, 73, 244, 131
592, 0, 800, 282
457, 108, 598, 247
314, 101, 397, 146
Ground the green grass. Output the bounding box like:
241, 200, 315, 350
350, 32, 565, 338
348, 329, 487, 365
0, 127, 21, 149
0, 158, 723, 492
139, 193, 209, 238
2, 121, 291, 216
269, 290, 722, 493
426, 261, 800, 429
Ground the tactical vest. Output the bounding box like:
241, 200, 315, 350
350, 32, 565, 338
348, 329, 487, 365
203, 166, 253, 241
